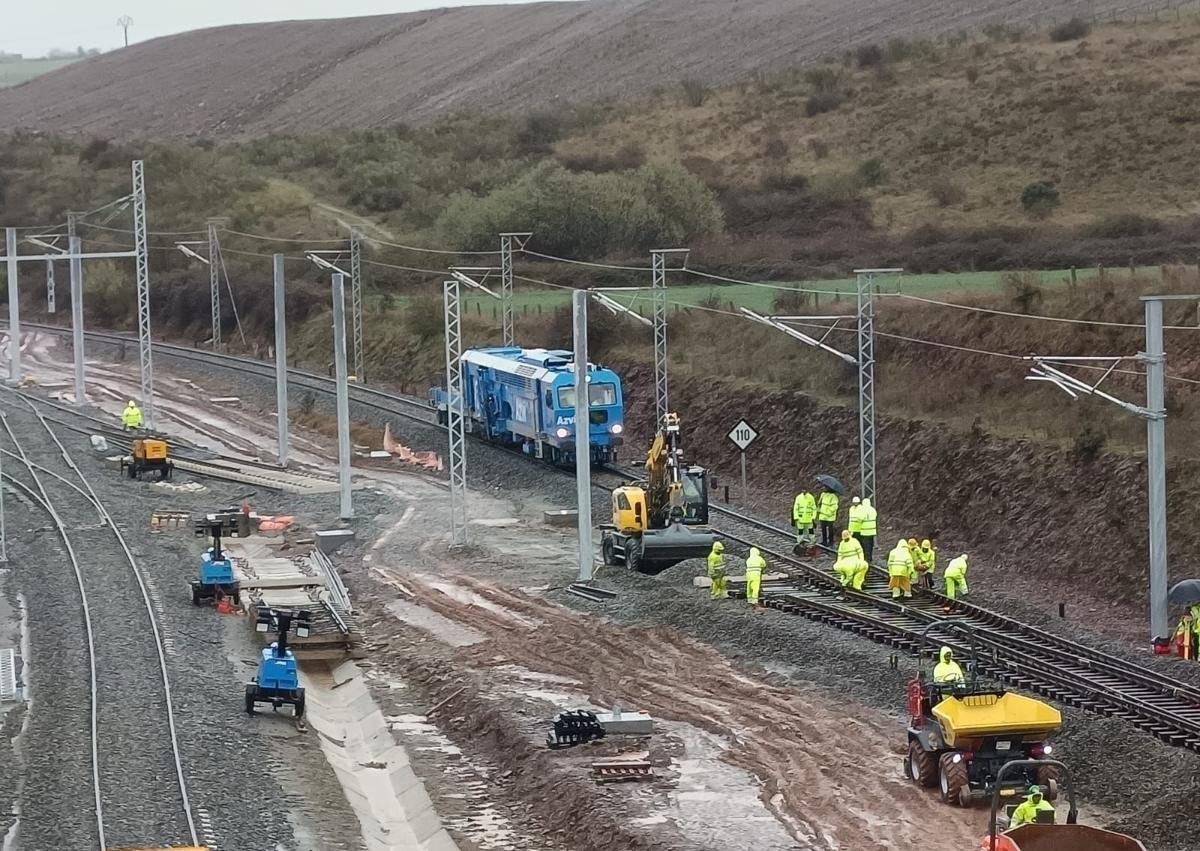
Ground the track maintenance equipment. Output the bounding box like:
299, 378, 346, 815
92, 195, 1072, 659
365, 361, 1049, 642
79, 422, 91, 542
246, 606, 311, 718
600, 413, 714, 574
905, 621, 1062, 807
978, 759, 1146, 850
191, 508, 248, 606
121, 435, 173, 481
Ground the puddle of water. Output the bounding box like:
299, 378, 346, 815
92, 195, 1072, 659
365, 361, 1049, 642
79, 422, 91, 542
416, 576, 542, 628
385, 599, 485, 647
661, 721, 806, 851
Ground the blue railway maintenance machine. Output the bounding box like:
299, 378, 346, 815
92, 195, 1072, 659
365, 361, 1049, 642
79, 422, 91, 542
431, 346, 626, 465
191, 508, 249, 606
246, 607, 311, 718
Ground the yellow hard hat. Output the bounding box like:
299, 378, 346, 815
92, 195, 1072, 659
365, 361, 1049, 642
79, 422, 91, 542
907, 538, 918, 548
921, 539, 932, 549
841, 530, 851, 541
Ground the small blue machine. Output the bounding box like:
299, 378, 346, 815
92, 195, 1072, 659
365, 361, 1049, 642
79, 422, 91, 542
191, 509, 246, 606
245, 607, 311, 718
431, 346, 625, 465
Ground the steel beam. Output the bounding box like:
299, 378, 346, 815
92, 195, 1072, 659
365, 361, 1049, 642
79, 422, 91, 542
273, 254, 289, 466
856, 271, 878, 505
444, 279, 468, 548
331, 273, 353, 519
207, 221, 222, 348
1144, 297, 1168, 641
132, 160, 155, 429
5, 228, 18, 383
349, 229, 365, 383
70, 236, 85, 406
572, 288, 593, 582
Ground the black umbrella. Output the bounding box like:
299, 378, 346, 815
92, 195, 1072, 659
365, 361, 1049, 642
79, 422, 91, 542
815, 474, 844, 495
1169, 579, 1200, 605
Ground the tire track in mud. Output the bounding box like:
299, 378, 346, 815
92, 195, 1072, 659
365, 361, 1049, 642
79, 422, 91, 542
399, 573, 983, 851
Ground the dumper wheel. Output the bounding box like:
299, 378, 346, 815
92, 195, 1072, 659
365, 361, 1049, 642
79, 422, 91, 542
627, 539, 645, 574
602, 537, 616, 567
939, 752, 969, 806
244, 684, 258, 715
190, 583, 202, 606
294, 691, 306, 719
1040, 777, 1059, 802
908, 741, 938, 788
1036, 764, 1059, 789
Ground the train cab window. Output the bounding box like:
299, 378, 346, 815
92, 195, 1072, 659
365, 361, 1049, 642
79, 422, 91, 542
558, 383, 618, 408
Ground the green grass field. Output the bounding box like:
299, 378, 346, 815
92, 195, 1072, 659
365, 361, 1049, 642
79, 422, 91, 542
457, 266, 1154, 316
0, 57, 78, 87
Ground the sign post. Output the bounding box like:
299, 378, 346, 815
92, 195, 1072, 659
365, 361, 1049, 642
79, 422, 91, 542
727, 419, 759, 499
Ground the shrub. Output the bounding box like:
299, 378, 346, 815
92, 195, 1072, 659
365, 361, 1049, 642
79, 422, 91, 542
405, 294, 446, 341
808, 138, 830, 159
857, 158, 886, 188
1082, 212, 1163, 239
805, 90, 846, 116
772, 286, 812, 313
1050, 17, 1090, 43
764, 137, 790, 161
1002, 271, 1044, 314
78, 137, 110, 164
983, 23, 1025, 43
855, 43, 885, 68
804, 66, 844, 93
928, 177, 966, 207
965, 65, 980, 85
558, 143, 645, 173
680, 78, 710, 107
514, 110, 565, 155
1074, 426, 1106, 461
1020, 181, 1060, 218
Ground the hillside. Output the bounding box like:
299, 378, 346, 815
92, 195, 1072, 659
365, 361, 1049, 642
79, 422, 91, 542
0, 0, 1169, 140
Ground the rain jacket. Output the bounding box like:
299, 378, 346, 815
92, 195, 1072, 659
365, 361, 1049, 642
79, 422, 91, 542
932, 646, 965, 684
793, 492, 817, 526
887, 540, 913, 578
817, 492, 839, 523
121, 402, 144, 429
859, 499, 877, 536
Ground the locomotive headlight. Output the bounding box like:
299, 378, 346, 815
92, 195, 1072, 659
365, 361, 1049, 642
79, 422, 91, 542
610, 424, 624, 435
555, 427, 570, 439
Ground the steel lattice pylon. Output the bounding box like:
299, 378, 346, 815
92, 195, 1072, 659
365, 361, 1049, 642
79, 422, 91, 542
499, 233, 531, 348
856, 271, 878, 505
444, 279, 468, 548
207, 221, 222, 348
650, 249, 688, 425
132, 160, 155, 429
350, 229, 365, 383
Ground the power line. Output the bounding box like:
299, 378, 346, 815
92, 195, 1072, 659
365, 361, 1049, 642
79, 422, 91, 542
521, 249, 650, 271
890, 293, 1200, 331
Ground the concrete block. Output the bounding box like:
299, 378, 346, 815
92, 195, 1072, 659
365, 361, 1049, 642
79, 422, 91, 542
317, 528, 355, 554
543, 509, 577, 527
595, 709, 653, 735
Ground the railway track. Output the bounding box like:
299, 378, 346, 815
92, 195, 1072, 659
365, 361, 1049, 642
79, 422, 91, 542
26, 323, 1200, 754
0, 394, 198, 849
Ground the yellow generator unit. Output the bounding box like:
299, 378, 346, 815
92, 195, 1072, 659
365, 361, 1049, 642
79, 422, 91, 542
121, 438, 174, 482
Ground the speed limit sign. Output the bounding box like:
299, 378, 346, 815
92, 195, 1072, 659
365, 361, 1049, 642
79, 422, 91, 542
727, 419, 758, 450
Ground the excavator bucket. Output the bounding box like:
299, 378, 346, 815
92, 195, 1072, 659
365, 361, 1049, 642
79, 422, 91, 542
979, 824, 1146, 851
636, 522, 715, 575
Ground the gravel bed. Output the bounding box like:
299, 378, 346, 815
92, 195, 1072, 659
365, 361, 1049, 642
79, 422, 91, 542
0, 399, 367, 850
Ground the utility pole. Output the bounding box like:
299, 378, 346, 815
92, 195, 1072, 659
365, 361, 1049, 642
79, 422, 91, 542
70, 236, 85, 406
331, 273, 353, 520
349, 228, 365, 383
572, 289, 593, 582
117, 15, 133, 47
273, 254, 289, 466
650, 248, 689, 426
499, 232, 532, 348
207, 221, 222, 348
444, 278, 468, 548
1142, 296, 1169, 643
132, 159, 155, 429
5, 228, 18, 384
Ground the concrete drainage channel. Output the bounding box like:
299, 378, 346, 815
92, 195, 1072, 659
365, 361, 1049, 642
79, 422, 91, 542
301, 660, 460, 851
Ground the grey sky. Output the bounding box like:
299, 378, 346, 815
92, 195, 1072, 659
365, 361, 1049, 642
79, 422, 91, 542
3, 1, 530, 57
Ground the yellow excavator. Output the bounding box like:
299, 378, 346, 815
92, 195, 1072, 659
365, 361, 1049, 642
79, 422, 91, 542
600, 413, 714, 575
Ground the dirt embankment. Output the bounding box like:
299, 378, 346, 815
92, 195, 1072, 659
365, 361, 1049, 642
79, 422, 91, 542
616, 361, 1193, 630
0, 0, 1155, 140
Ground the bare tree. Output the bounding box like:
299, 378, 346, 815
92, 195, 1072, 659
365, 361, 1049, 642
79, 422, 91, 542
117, 15, 134, 48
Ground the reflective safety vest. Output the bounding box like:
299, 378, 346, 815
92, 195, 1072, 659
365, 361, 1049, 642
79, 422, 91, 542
817, 492, 839, 522
945, 555, 968, 579
887, 546, 913, 577
745, 552, 766, 573
792, 492, 816, 525
859, 505, 878, 536
913, 546, 936, 574
707, 551, 726, 577
847, 503, 863, 533
837, 537, 864, 561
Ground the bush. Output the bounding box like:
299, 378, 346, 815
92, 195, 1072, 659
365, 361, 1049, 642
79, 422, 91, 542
806, 90, 846, 116
772, 286, 812, 313
434, 161, 724, 257
855, 43, 885, 68
804, 66, 844, 93
1074, 427, 1106, 461
1050, 17, 1090, 43
857, 158, 886, 188
965, 65, 980, 85
1020, 181, 1060, 219
405, 295, 446, 341
680, 78, 710, 108
1002, 271, 1044, 314
764, 137, 790, 161
808, 138, 831, 159
1082, 212, 1163, 240
558, 143, 645, 173
514, 110, 565, 155
928, 177, 966, 207
983, 23, 1025, 43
